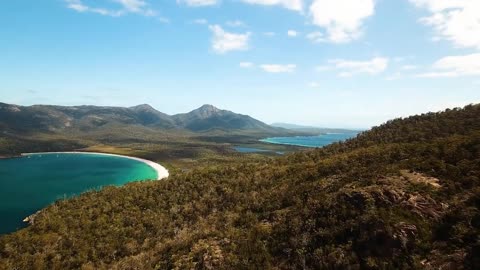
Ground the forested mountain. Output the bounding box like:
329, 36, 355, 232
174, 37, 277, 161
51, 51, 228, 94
0, 102, 281, 134
172, 105, 275, 132
1, 104, 479, 269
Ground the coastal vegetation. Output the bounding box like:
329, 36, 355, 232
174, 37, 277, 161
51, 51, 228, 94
0, 104, 479, 269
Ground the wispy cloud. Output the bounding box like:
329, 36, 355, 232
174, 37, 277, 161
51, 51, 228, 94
240, 62, 254, 68
417, 53, 480, 78
65, 0, 156, 17
309, 0, 375, 43
385, 72, 402, 81
240, 0, 303, 12
209, 25, 251, 53
318, 57, 389, 77
192, 18, 208, 24
114, 0, 147, 13
178, 0, 218, 7
409, 0, 480, 49
401, 65, 418, 71
226, 20, 246, 27
308, 82, 320, 88
239, 62, 297, 72
287, 30, 298, 37
260, 64, 296, 73
306, 31, 324, 43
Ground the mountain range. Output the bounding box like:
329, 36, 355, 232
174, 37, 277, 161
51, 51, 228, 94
0, 102, 281, 134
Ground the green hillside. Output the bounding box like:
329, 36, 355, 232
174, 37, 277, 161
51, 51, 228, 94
1, 104, 479, 269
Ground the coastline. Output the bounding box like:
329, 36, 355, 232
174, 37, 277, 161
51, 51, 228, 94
21, 151, 169, 180
0, 154, 22, 159
259, 139, 315, 148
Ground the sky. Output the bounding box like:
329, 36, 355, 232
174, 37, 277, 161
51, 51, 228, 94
1, 0, 479, 128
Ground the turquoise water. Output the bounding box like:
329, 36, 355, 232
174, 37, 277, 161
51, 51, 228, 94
233, 146, 284, 155
234, 146, 270, 153
261, 132, 359, 148
0, 153, 158, 234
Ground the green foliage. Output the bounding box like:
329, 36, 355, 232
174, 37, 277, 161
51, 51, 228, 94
1, 104, 480, 269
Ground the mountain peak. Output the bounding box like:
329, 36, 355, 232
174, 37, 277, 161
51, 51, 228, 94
198, 104, 220, 111
189, 104, 222, 118
130, 104, 155, 111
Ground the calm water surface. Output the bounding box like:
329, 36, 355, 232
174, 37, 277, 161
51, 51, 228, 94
261, 132, 359, 148
0, 153, 158, 234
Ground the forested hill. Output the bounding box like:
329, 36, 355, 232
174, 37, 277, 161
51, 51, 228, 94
352, 104, 479, 144
1, 104, 480, 269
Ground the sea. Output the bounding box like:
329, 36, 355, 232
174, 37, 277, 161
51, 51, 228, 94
0, 153, 158, 234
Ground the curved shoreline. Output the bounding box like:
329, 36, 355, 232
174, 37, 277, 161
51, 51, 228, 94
21, 151, 169, 180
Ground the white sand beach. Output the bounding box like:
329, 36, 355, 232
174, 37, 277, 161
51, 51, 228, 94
21, 151, 169, 180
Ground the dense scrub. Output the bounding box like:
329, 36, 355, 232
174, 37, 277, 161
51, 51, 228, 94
1, 105, 479, 269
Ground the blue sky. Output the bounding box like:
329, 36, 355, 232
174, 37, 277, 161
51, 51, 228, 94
1, 0, 479, 128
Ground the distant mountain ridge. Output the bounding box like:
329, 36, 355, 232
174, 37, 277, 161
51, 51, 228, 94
0, 102, 281, 134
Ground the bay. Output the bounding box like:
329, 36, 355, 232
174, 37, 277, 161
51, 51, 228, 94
0, 153, 158, 234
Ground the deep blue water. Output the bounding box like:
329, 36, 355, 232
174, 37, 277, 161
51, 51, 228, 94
260, 132, 359, 148
0, 153, 158, 234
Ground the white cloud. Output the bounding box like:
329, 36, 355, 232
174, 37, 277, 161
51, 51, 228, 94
318, 57, 389, 76
240, 62, 254, 68
308, 82, 320, 88
193, 18, 208, 24
309, 0, 375, 43
306, 31, 324, 43
226, 20, 246, 27
65, 0, 155, 16
409, 0, 480, 49
113, 0, 146, 12
385, 72, 402, 81
240, 0, 303, 12
315, 65, 330, 72
66, 0, 88, 12
209, 25, 251, 53
417, 53, 480, 78
157, 17, 170, 23
401, 65, 418, 70
260, 64, 296, 73
178, 0, 218, 7
264, 32, 276, 36
287, 30, 298, 37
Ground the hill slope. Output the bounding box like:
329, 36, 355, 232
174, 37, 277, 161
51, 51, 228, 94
1, 104, 479, 269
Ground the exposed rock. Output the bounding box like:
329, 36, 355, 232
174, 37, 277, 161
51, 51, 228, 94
421, 249, 466, 270
23, 210, 42, 225
393, 222, 417, 250
400, 170, 441, 188
341, 184, 446, 219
